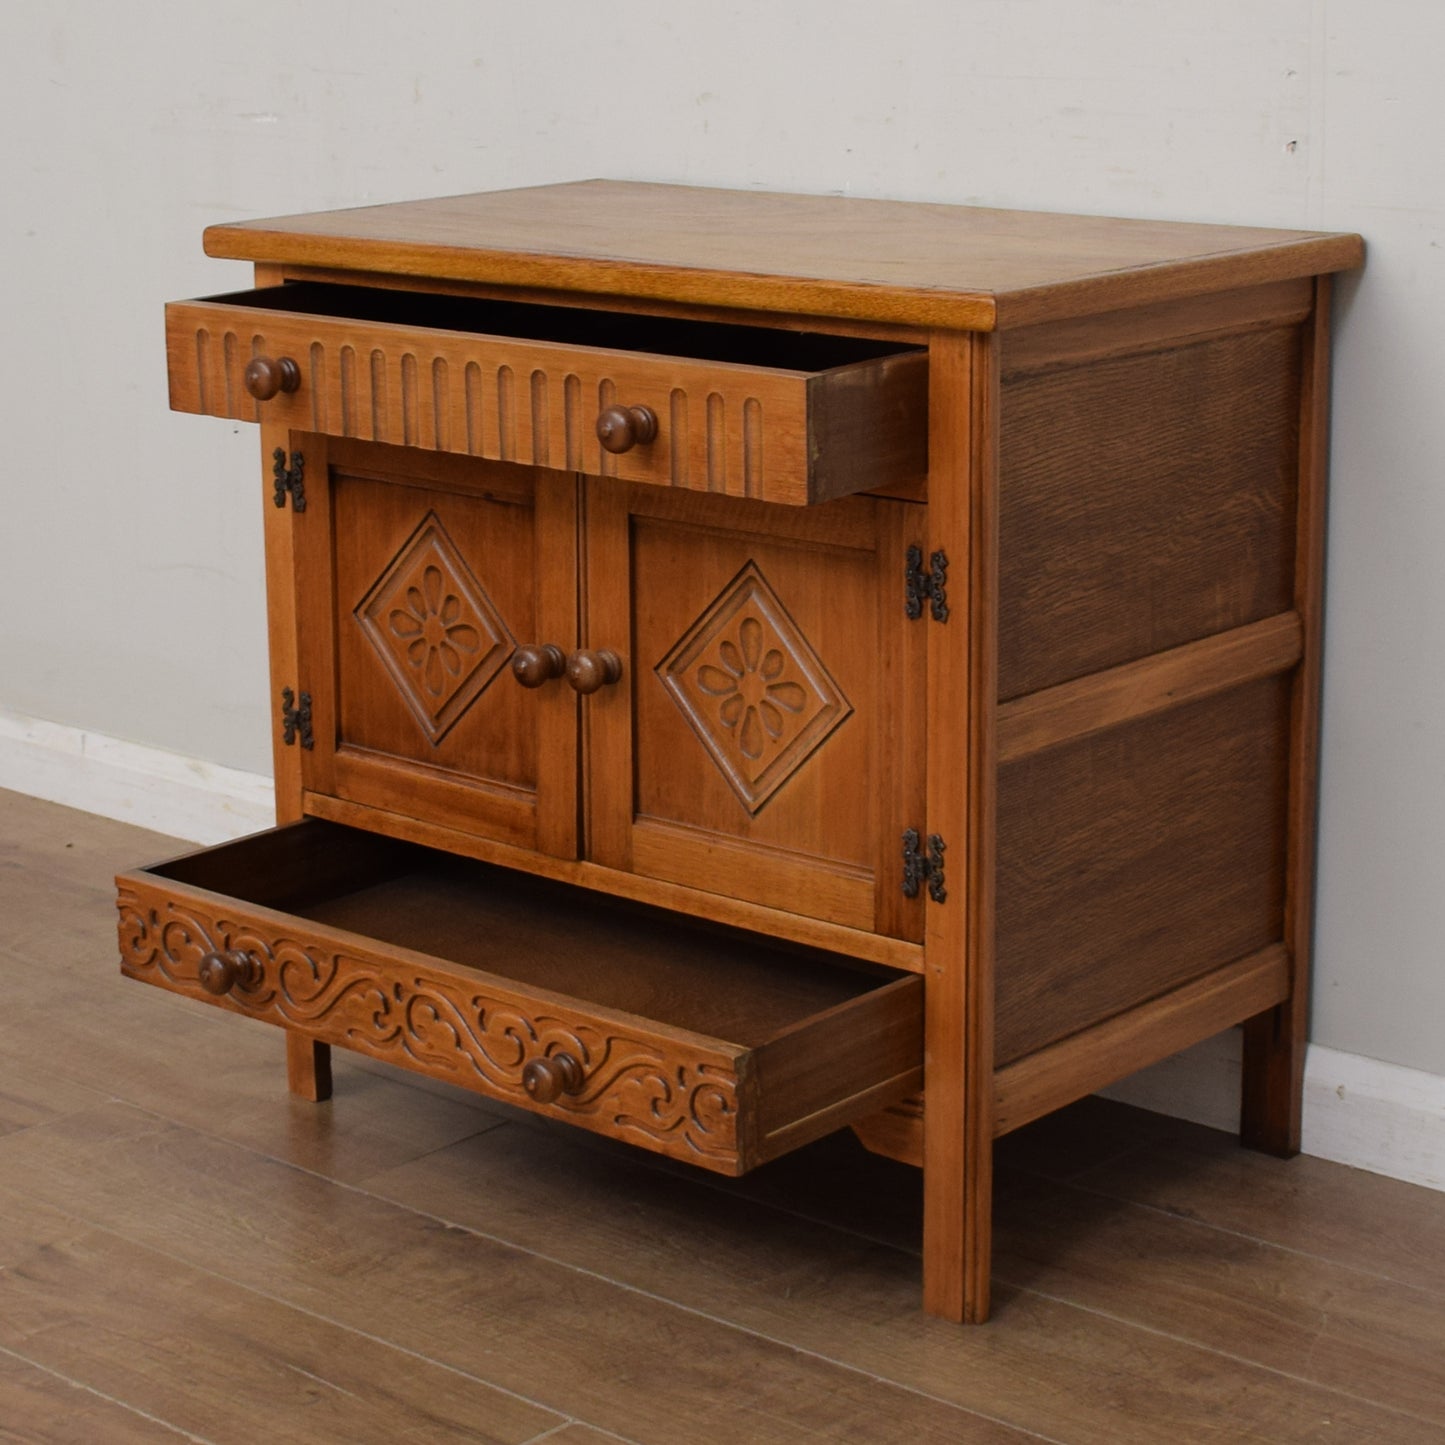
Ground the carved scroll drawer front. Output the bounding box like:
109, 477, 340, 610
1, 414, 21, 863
164, 282, 927, 505
116, 820, 923, 1174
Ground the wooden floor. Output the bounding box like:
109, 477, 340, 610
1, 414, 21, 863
2, 791, 1444, 1444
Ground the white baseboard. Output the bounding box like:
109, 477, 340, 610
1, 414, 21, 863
0, 704, 273, 845
2, 704, 1440, 1192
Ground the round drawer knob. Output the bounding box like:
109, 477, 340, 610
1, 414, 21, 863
244, 355, 302, 401
511, 643, 567, 689
522, 1052, 585, 1104
595, 403, 658, 454
565, 649, 623, 695
197, 949, 262, 996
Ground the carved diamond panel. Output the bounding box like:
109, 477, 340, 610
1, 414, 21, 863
356, 513, 514, 744
657, 562, 852, 815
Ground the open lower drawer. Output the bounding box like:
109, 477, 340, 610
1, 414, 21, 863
164, 281, 927, 505
116, 820, 922, 1174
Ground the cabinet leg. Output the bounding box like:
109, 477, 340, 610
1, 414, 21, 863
286, 1033, 333, 1102
1240, 1004, 1303, 1157
922, 1128, 993, 1322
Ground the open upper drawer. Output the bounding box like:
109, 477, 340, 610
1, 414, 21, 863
164, 282, 927, 505
116, 819, 923, 1174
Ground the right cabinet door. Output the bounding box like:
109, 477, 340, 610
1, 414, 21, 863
584, 482, 926, 941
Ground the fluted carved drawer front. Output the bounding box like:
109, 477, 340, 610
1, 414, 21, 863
164, 282, 926, 505
116, 820, 923, 1174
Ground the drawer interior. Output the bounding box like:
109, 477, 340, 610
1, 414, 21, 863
146, 819, 897, 1045
209, 281, 919, 374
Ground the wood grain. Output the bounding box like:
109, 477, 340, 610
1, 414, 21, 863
301, 789, 924, 971
996, 611, 1303, 763
8, 793, 1440, 1441
1000, 277, 1314, 377
993, 945, 1290, 1135
584, 482, 925, 939
0, 1182, 559, 1445
995, 677, 1292, 1063
355, 1119, 1436, 1445
992, 1174, 1445, 1430
153, 181, 1363, 1330
0, 1349, 189, 1445
166, 280, 927, 505
997, 325, 1301, 699
0, 1102, 1033, 1445
1242, 277, 1333, 1157
1075, 1105, 1445, 1299
920, 329, 998, 1323
200, 180, 1363, 330
285, 1031, 333, 1102
293, 437, 579, 858
119, 819, 923, 1174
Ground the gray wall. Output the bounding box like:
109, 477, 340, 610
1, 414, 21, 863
4, 1, 1442, 1078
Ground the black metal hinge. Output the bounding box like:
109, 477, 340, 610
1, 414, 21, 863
280, 687, 314, 750
902, 828, 947, 903
272, 448, 306, 512
904, 545, 949, 622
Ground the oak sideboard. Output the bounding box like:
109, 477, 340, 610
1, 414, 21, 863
117, 181, 1363, 1321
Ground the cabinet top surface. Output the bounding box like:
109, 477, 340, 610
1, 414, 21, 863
204, 179, 1362, 330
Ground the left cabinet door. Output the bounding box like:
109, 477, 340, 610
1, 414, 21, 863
292, 437, 580, 857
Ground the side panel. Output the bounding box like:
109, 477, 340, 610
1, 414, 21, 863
992, 291, 1311, 1078
997, 324, 1300, 699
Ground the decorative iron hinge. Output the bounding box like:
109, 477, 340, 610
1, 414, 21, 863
902, 828, 947, 903
280, 687, 314, 750
904, 545, 949, 622
272, 448, 306, 512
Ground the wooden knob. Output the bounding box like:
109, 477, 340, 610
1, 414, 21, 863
197, 949, 261, 996
566, 649, 623, 695
522, 1052, 585, 1104
511, 643, 567, 689
244, 355, 302, 401
595, 404, 658, 454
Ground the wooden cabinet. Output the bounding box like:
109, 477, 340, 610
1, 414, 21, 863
121, 181, 1363, 1322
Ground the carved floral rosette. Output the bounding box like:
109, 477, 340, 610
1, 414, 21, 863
116, 884, 740, 1166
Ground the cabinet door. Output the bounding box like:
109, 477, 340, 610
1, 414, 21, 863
295, 437, 579, 857
584, 483, 925, 940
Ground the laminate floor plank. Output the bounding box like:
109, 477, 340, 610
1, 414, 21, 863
0, 940, 509, 1189
1069, 1114, 1445, 1296
683, 1109, 1445, 1423
0, 1182, 560, 1445
0, 924, 509, 1189
0, 795, 182, 961
0, 793, 183, 894
526, 1429, 640, 1445
0, 1348, 199, 1445
0, 1047, 111, 1140
993, 1175, 1445, 1426
358, 1119, 1443, 1444
0, 791, 526, 1182
0, 1103, 1038, 1445
5, 791, 1445, 1443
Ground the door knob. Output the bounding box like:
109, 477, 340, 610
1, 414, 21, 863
511, 643, 567, 689
565, 649, 623, 695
